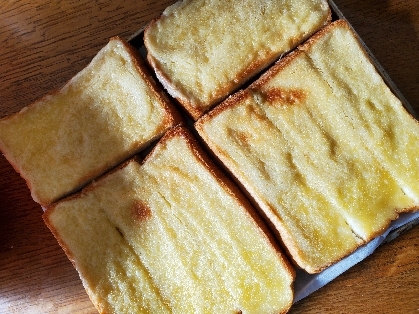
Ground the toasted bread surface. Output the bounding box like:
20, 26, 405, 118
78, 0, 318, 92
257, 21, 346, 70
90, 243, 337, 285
144, 0, 331, 119
44, 126, 295, 313
0, 37, 181, 206
196, 20, 419, 273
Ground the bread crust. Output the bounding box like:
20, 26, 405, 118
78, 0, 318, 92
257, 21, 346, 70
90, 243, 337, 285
0, 37, 182, 207
196, 20, 419, 274
44, 125, 295, 312
152, 127, 296, 281
0, 37, 182, 126
196, 99, 312, 272
143, 0, 332, 120
117, 37, 184, 129
145, 51, 204, 120
143, 13, 204, 120
250, 20, 351, 91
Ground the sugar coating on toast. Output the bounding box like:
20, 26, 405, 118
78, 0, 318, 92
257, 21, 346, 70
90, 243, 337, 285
196, 20, 419, 273
0, 37, 180, 206
144, 0, 331, 119
44, 127, 295, 314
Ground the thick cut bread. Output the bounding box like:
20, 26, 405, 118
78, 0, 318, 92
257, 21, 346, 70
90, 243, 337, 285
0, 37, 181, 207
195, 20, 419, 273
43, 126, 295, 314
144, 0, 331, 120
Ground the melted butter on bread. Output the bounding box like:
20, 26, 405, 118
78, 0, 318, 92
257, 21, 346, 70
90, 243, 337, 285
196, 20, 419, 273
0, 37, 180, 206
144, 0, 331, 119
44, 127, 294, 313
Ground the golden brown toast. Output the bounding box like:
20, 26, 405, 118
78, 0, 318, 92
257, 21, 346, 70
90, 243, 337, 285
0, 37, 181, 207
144, 0, 331, 119
44, 126, 295, 313
196, 20, 419, 273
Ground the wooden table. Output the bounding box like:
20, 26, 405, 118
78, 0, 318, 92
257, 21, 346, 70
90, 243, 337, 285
0, 1, 418, 313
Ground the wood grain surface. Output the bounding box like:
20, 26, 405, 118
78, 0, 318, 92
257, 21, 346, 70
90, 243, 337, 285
0, 1, 418, 313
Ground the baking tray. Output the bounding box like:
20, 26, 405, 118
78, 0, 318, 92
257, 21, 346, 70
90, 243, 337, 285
126, 0, 419, 303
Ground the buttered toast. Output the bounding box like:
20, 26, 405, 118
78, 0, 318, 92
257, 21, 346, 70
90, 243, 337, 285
144, 0, 331, 119
44, 127, 295, 314
196, 20, 419, 273
0, 37, 181, 207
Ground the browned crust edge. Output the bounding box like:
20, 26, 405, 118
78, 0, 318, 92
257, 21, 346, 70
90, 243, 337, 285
42, 158, 141, 312
143, 0, 333, 122
117, 36, 184, 129
143, 16, 206, 121
153, 126, 296, 284
195, 19, 419, 274
44, 126, 295, 311
42, 204, 109, 314
197, 112, 313, 273
194, 89, 252, 129
249, 20, 350, 91
145, 53, 205, 121
303, 205, 419, 273
0, 36, 182, 208
0, 150, 43, 204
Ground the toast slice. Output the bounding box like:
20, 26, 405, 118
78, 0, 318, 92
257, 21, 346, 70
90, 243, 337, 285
43, 126, 295, 314
144, 0, 331, 120
195, 20, 419, 273
0, 37, 181, 207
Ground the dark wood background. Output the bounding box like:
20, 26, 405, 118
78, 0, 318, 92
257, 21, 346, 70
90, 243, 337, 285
0, 1, 418, 312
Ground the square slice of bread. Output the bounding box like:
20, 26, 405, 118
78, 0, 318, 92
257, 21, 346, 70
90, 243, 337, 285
43, 126, 295, 314
195, 20, 419, 273
144, 0, 331, 120
0, 37, 181, 207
